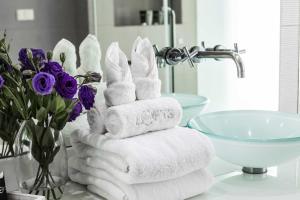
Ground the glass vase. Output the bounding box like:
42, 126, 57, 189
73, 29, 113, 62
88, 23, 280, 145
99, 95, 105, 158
0, 113, 20, 158
15, 120, 68, 200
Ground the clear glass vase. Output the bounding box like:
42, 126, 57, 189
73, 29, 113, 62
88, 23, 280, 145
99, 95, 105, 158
15, 120, 68, 200
0, 113, 20, 158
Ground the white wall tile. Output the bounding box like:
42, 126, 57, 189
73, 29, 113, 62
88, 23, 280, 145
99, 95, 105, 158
279, 25, 299, 113
280, 0, 300, 26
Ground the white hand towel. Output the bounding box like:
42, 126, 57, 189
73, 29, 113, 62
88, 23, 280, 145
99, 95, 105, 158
77, 34, 103, 76
68, 163, 213, 200
52, 38, 77, 76
104, 42, 136, 106
70, 126, 215, 184
131, 37, 161, 100
104, 97, 182, 138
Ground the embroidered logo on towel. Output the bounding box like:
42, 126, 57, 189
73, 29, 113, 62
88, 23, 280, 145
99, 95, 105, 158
136, 109, 175, 126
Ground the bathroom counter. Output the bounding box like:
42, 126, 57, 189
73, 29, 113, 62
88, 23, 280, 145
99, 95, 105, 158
61, 157, 300, 200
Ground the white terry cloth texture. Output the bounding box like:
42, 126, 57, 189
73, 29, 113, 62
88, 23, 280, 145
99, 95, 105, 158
87, 81, 107, 134
63, 81, 106, 144
104, 42, 136, 106
70, 126, 215, 184
68, 163, 213, 200
87, 99, 107, 135
77, 34, 103, 77
104, 97, 182, 138
131, 37, 161, 100
52, 38, 77, 76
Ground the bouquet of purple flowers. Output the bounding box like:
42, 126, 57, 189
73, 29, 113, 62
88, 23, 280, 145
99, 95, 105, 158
0, 32, 101, 199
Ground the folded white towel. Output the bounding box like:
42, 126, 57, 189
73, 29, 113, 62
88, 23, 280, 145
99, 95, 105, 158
104, 42, 136, 106
52, 38, 77, 76
68, 163, 213, 200
70, 127, 215, 184
104, 97, 182, 138
77, 34, 103, 76
131, 37, 161, 100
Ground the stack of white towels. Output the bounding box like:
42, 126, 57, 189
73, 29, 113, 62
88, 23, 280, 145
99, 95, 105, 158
68, 37, 215, 200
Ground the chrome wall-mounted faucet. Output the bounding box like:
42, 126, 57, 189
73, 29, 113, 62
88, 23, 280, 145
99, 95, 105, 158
153, 42, 246, 78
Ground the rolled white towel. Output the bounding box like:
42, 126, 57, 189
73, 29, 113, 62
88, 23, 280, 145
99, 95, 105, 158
68, 163, 213, 200
70, 127, 215, 184
131, 37, 161, 100
104, 42, 136, 106
87, 104, 107, 135
104, 97, 182, 138
86, 82, 107, 134
78, 34, 102, 76
52, 38, 77, 76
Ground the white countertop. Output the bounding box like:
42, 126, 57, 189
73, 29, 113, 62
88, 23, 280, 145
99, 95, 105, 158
61, 157, 300, 200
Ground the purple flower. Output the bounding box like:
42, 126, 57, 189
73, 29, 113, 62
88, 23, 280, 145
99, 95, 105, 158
78, 85, 96, 110
0, 75, 4, 89
42, 62, 63, 77
0, 58, 13, 72
32, 72, 55, 95
68, 100, 82, 122
19, 48, 45, 71
55, 72, 77, 99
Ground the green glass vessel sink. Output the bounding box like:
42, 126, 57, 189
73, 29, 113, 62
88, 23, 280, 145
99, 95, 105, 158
162, 93, 209, 126
188, 110, 300, 174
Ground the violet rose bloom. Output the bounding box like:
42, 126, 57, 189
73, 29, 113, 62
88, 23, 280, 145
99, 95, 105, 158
42, 61, 63, 78
78, 85, 96, 110
19, 48, 46, 71
0, 75, 4, 89
32, 72, 55, 95
55, 72, 77, 99
68, 100, 83, 122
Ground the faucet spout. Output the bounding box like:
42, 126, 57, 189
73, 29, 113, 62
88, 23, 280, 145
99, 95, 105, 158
229, 52, 245, 78
153, 43, 246, 78
193, 50, 245, 78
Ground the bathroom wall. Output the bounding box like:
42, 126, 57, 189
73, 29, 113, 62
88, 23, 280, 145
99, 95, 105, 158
279, 0, 300, 113
95, 0, 198, 94
0, 0, 89, 62
196, 0, 280, 112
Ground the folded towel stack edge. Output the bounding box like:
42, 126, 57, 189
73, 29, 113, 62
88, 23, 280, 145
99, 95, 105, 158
68, 36, 215, 200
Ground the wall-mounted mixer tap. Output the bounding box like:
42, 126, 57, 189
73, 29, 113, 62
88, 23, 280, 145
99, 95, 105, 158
153, 42, 246, 78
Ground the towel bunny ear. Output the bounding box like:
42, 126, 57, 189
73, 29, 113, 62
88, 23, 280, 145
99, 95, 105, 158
130, 37, 161, 100
52, 38, 77, 76
78, 34, 102, 76
104, 42, 136, 106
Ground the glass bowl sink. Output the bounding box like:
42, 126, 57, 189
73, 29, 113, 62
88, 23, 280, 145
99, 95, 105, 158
188, 110, 300, 174
162, 93, 209, 126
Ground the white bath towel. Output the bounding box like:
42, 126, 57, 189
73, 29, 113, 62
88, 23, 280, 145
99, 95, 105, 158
77, 34, 103, 76
68, 163, 213, 200
52, 38, 77, 76
131, 37, 161, 100
70, 126, 215, 184
104, 97, 182, 138
104, 42, 136, 106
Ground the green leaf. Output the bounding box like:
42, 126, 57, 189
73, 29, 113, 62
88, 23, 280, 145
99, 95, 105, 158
50, 95, 66, 114
36, 107, 47, 122
2, 86, 25, 119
